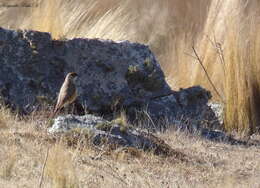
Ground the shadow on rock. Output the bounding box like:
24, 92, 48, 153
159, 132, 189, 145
126, 86, 223, 132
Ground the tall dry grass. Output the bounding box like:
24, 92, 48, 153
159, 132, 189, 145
0, 0, 260, 134
45, 145, 79, 188
193, 0, 260, 134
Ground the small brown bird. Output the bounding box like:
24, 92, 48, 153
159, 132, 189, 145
51, 72, 78, 118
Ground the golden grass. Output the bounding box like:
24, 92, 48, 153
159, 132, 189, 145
0, 107, 259, 187
45, 145, 79, 188
0, 105, 12, 129
0, 149, 17, 180
194, 1, 260, 134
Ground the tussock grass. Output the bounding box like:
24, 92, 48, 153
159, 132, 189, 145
0, 149, 17, 179
192, 0, 260, 134
45, 145, 79, 188
0, 105, 13, 129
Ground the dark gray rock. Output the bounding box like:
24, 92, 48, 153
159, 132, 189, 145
148, 86, 211, 121
0, 27, 171, 113
200, 128, 228, 141
48, 114, 177, 155
128, 86, 222, 131
0, 27, 222, 131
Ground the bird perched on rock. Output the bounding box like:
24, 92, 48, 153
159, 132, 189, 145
51, 72, 78, 118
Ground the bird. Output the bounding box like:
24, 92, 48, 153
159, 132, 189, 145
51, 72, 78, 118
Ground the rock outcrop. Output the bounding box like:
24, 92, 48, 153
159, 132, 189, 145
0, 27, 171, 114
49, 113, 245, 151
0, 27, 221, 130
48, 114, 177, 156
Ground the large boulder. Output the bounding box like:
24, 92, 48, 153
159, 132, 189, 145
0, 27, 222, 131
0, 27, 171, 113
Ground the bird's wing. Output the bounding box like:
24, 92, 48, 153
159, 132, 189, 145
54, 83, 69, 111
54, 81, 76, 111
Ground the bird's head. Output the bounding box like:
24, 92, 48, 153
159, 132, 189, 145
66, 72, 78, 81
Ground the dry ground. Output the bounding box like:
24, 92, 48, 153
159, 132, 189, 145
0, 107, 260, 188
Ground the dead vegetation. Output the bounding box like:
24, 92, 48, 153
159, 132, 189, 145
0, 105, 260, 188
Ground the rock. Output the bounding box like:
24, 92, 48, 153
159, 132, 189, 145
148, 86, 211, 121
207, 102, 224, 125
0, 27, 222, 132
48, 114, 177, 156
128, 86, 222, 131
199, 128, 251, 146
200, 128, 229, 141
0, 27, 171, 113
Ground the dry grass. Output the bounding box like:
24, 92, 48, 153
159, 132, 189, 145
0, 149, 17, 180
193, 0, 260, 134
0, 106, 259, 187
0, 105, 13, 129
45, 145, 79, 188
